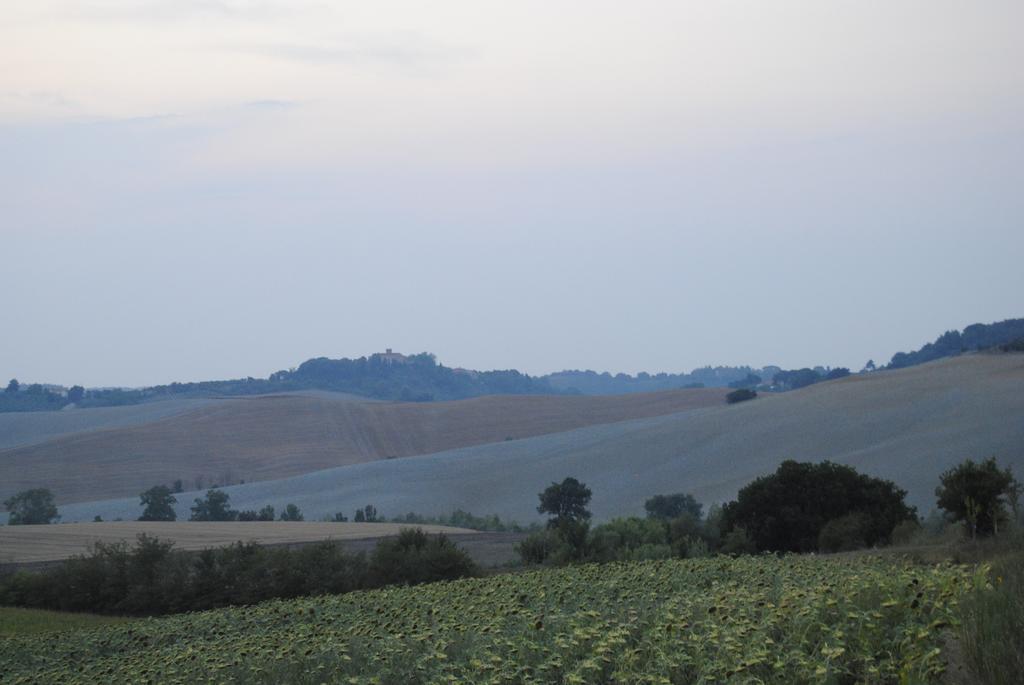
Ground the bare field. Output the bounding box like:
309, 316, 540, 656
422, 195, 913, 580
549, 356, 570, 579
0, 388, 727, 505
0, 521, 478, 565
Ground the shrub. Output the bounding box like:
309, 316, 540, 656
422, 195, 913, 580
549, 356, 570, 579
726, 388, 757, 404
890, 518, 922, 546
818, 513, 870, 553
369, 529, 478, 586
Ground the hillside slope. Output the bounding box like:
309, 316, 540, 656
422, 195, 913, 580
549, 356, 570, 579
0, 388, 728, 505
48, 353, 1024, 524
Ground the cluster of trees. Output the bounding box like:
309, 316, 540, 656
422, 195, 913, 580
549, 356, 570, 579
889, 318, 1024, 369
0, 379, 84, 413
543, 366, 781, 394
2, 352, 567, 412
136, 486, 386, 524
0, 529, 477, 616
771, 367, 851, 391
390, 509, 541, 533
517, 457, 1020, 566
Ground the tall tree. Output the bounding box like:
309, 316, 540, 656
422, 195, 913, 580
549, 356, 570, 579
4, 488, 59, 525
5, 378, 19, 394
189, 489, 237, 521
138, 485, 177, 521
279, 503, 304, 521
936, 457, 1018, 538
537, 477, 592, 528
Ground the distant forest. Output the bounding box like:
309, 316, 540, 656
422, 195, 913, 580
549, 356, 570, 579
2, 317, 1021, 412
887, 317, 1024, 369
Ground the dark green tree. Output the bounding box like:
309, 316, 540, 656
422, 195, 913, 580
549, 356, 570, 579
279, 503, 304, 521
721, 460, 915, 553
537, 477, 592, 528
726, 388, 757, 404
5, 378, 18, 394
4, 488, 59, 525
644, 493, 703, 520
67, 385, 85, 403
138, 485, 177, 521
189, 489, 237, 521
936, 457, 1018, 538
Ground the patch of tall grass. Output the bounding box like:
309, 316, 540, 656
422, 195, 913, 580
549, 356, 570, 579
955, 531, 1024, 685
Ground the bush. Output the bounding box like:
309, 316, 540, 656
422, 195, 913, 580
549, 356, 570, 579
0, 529, 477, 616
725, 388, 757, 404
890, 518, 922, 546
818, 513, 870, 553
588, 517, 670, 563
369, 529, 478, 586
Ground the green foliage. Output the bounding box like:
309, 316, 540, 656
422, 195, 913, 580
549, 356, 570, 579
237, 505, 275, 522
368, 529, 479, 586
587, 517, 672, 563
0, 529, 477, 617
137, 485, 177, 522
4, 488, 59, 525
725, 388, 757, 403
537, 477, 592, 528
722, 460, 916, 553
1001, 338, 1024, 352
956, 548, 1024, 685
890, 518, 923, 546
0, 606, 131, 637
354, 504, 378, 523
278, 503, 304, 521
189, 489, 238, 522
889, 317, 1024, 368
644, 492, 702, 520
817, 512, 870, 553
0, 555, 981, 683
389, 509, 539, 533
936, 457, 1018, 537
719, 526, 757, 555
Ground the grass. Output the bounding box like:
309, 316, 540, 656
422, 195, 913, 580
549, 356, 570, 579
0, 606, 131, 637
884, 524, 1024, 685
953, 538, 1024, 684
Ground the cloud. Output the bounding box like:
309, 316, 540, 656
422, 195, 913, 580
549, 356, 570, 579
63, 0, 296, 24
227, 34, 477, 68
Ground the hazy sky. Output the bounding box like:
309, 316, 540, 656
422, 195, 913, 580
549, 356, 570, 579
2, 1, 1023, 387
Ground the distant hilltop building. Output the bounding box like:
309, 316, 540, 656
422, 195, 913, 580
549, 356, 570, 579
372, 348, 409, 365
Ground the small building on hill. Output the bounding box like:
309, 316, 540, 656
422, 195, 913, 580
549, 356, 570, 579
372, 348, 409, 365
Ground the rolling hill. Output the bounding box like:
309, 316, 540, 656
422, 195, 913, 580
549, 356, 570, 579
45, 352, 1024, 525
0, 388, 728, 505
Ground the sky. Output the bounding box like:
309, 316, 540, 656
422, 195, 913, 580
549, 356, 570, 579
2, 1, 1023, 387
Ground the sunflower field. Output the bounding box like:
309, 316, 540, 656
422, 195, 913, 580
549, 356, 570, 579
0, 554, 988, 684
